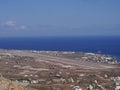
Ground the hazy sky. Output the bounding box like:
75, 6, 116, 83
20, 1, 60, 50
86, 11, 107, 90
0, 0, 120, 37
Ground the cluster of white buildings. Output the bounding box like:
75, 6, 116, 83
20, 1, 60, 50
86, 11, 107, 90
111, 76, 120, 90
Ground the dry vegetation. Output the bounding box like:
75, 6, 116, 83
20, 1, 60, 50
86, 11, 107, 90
0, 50, 120, 90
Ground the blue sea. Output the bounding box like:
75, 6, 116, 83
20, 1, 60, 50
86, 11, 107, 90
0, 37, 120, 61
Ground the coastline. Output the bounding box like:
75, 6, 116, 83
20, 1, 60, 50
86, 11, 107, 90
0, 37, 120, 61
0, 48, 120, 61
0, 49, 119, 63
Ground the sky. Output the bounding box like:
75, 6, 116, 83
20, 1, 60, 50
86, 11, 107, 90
0, 0, 120, 37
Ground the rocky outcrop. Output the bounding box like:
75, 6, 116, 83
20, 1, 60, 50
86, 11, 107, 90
0, 74, 26, 90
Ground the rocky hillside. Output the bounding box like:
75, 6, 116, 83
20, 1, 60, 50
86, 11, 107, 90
0, 74, 26, 90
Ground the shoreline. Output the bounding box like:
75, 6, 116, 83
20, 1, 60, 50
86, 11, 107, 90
0, 49, 120, 62
0, 49, 119, 64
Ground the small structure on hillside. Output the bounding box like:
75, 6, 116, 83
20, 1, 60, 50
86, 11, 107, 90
73, 86, 82, 90
115, 86, 120, 90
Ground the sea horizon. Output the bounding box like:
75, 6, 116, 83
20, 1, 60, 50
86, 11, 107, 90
0, 36, 120, 61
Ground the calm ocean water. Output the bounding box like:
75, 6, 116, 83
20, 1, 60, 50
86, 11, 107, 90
0, 37, 120, 61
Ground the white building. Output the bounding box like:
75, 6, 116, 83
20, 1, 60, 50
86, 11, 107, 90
115, 86, 120, 90
73, 86, 82, 90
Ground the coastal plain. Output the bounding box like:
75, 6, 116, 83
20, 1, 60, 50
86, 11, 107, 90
0, 50, 120, 90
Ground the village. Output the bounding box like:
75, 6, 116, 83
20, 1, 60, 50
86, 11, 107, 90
0, 50, 120, 90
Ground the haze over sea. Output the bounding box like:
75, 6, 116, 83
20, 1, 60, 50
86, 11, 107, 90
0, 36, 120, 61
